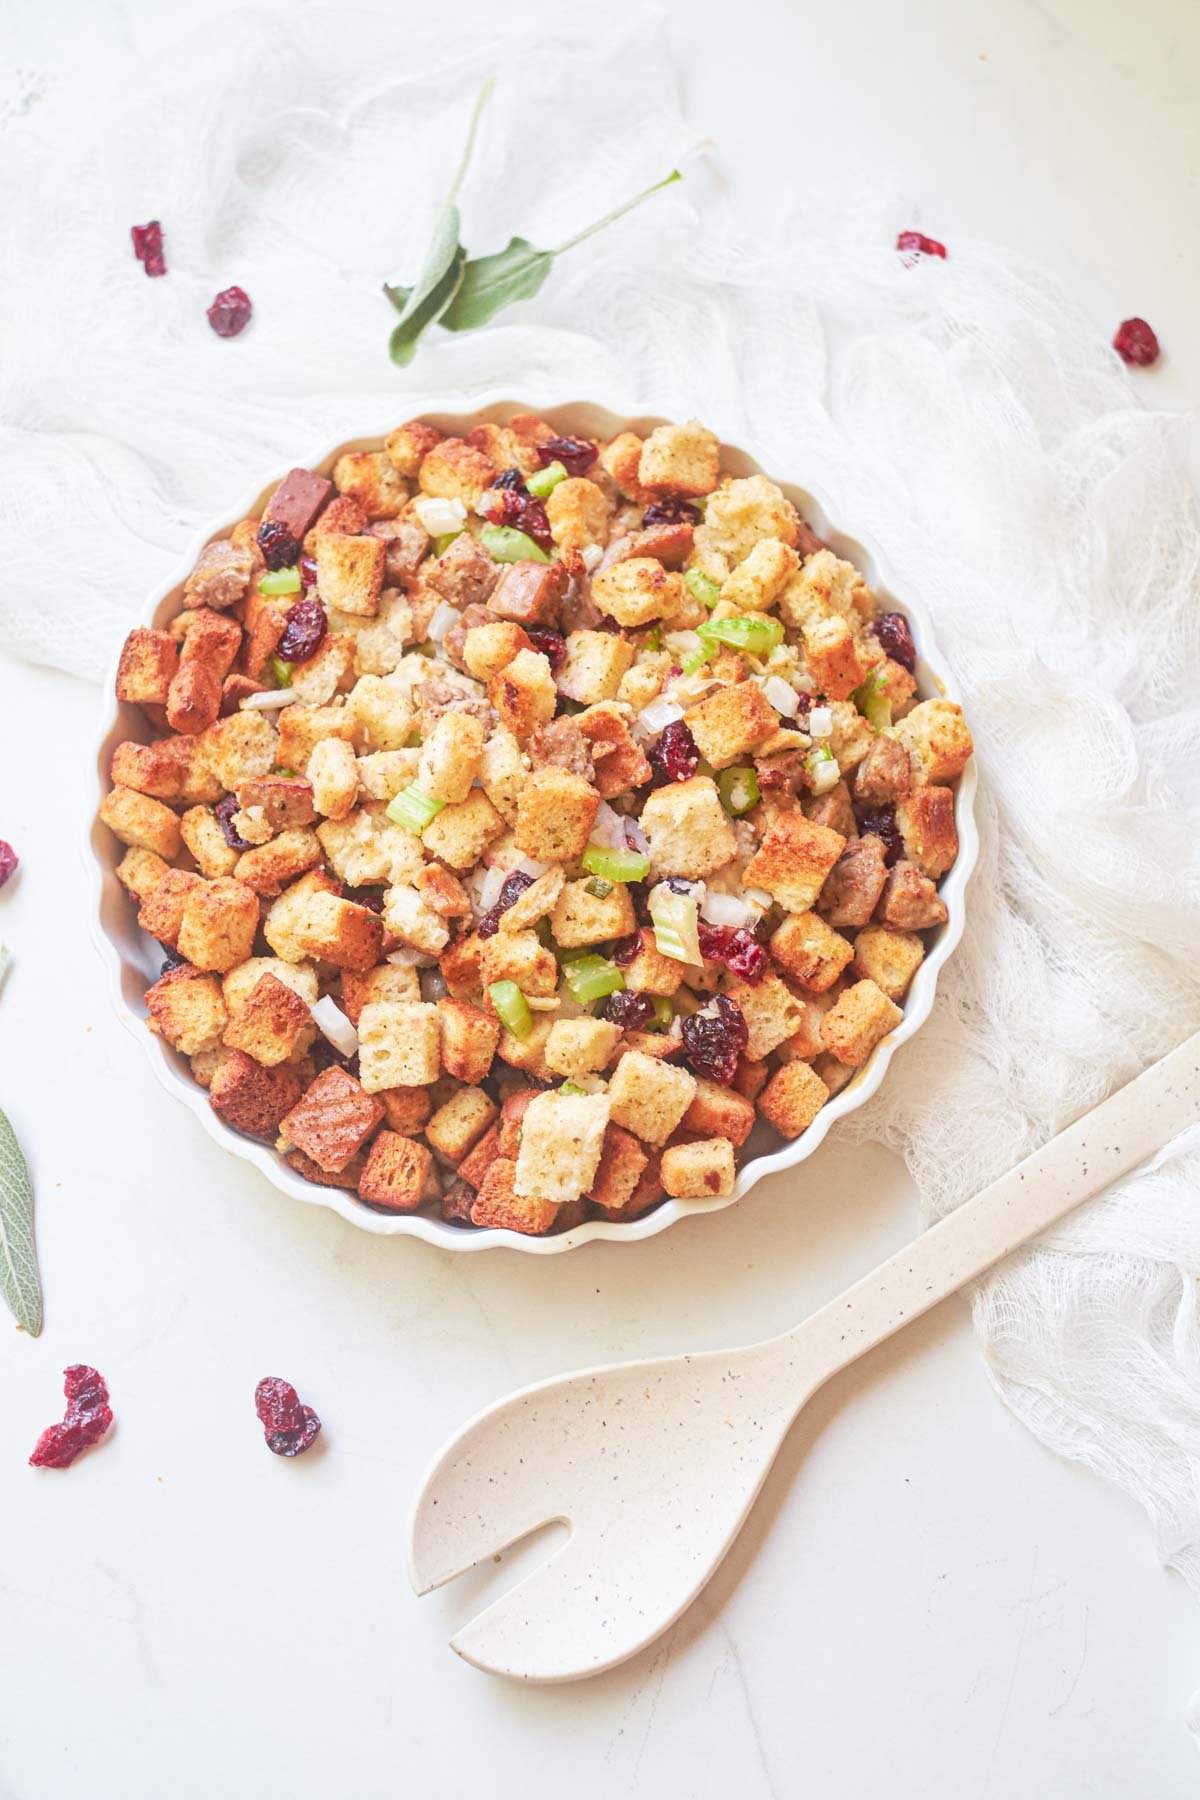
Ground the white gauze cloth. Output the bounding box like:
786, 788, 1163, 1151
4, 5, 1200, 1615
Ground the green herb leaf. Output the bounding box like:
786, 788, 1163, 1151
443, 169, 682, 333
0, 1108, 42, 1336
385, 80, 493, 367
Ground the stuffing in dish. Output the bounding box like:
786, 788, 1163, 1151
100, 414, 973, 1234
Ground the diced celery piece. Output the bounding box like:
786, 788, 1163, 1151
433, 530, 464, 556
683, 568, 721, 609
697, 615, 784, 657
480, 525, 550, 564
642, 626, 662, 652
717, 766, 761, 817
385, 784, 446, 835
806, 746, 840, 795
649, 889, 701, 963
645, 996, 674, 1031
851, 666, 892, 731
559, 1080, 589, 1096
526, 461, 568, 497
258, 567, 302, 596
562, 955, 624, 1005
581, 844, 650, 885
489, 981, 533, 1040
681, 642, 717, 676
270, 657, 294, 688
584, 876, 613, 898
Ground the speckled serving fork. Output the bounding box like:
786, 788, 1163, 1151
408, 1031, 1200, 1683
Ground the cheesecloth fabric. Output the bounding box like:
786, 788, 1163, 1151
3, 3, 1200, 1663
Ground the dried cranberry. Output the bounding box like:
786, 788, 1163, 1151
160, 947, 188, 973
612, 931, 642, 966
526, 626, 566, 671
602, 991, 655, 1030
256, 518, 302, 571
207, 285, 253, 338
299, 556, 318, 591
343, 887, 384, 914
896, 230, 947, 260
0, 840, 18, 888
256, 1377, 322, 1457
493, 467, 527, 491
215, 794, 253, 851
477, 870, 535, 938
872, 611, 917, 672
29, 1365, 113, 1469
649, 720, 699, 785
697, 923, 768, 984
537, 435, 597, 478
484, 486, 553, 550
130, 220, 166, 277
642, 498, 702, 527
1113, 317, 1160, 367
857, 805, 904, 867
277, 598, 328, 664
681, 995, 748, 1086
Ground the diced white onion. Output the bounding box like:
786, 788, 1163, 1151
387, 945, 434, 967
427, 601, 462, 643
637, 696, 685, 735
590, 800, 629, 850
810, 752, 841, 794
664, 630, 702, 656
809, 705, 833, 737
420, 967, 448, 1003
310, 996, 358, 1059
514, 856, 552, 879
745, 887, 772, 910
240, 688, 295, 710
412, 495, 467, 535
763, 675, 801, 717
700, 891, 760, 929
623, 817, 650, 856
581, 543, 604, 572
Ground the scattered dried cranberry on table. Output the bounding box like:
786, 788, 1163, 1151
207, 286, 253, 338
896, 230, 947, 260
29, 1366, 113, 1469
1113, 317, 1160, 367
0, 840, 18, 888
130, 220, 166, 277
255, 1378, 322, 1457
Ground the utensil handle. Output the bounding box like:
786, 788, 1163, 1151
770, 1030, 1200, 1384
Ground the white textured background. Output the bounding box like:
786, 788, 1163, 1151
2, 0, 1199, 1795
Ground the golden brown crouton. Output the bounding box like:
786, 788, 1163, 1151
305, 493, 368, 551
437, 997, 500, 1084
344, 673, 414, 751
314, 533, 386, 618
489, 648, 557, 739
200, 709, 278, 792
598, 431, 648, 502
385, 418, 443, 478
514, 1091, 610, 1206
340, 961, 421, 1026
876, 860, 948, 930
476, 725, 526, 825
261, 867, 341, 963
685, 682, 778, 770
418, 436, 496, 508
115, 845, 171, 902
176, 877, 259, 973
544, 1016, 621, 1079
137, 868, 205, 947
692, 475, 799, 580
145, 964, 228, 1056
295, 891, 384, 971
640, 776, 737, 880
479, 928, 558, 1000
306, 737, 359, 820
167, 609, 242, 736
316, 804, 424, 887
584, 1124, 649, 1216
852, 924, 925, 999
896, 786, 958, 878
638, 421, 720, 498
742, 812, 846, 912
357, 1131, 433, 1210
332, 450, 408, 520
210, 1049, 305, 1139
495, 1015, 556, 1081
488, 558, 569, 628
820, 978, 903, 1067
768, 911, 854, 993
555, 630, 636, 705
421, 790, 506, 871
724, 973, 804, 1060
279, 1065, 385, 1171
457, 1122, 502, 1188
222, 956, 318, 1012
111, 736, 222, 806
661, 1136, 735, 1198
116, 627, 179, 711
549, 878, 636, 949
276, 701, 358, 772
719, 539, 799, 612
893, 699, 974, 784
378, 1086, 433, 1135
356, 748, 420, 803
462, 620, 533, 683
357, 999, 440, 1091
438, 934, 485, 1002
592, 557, 683, 628
606, 1049, 697, 1146
546, 476, 611, 551
576, 703, 652, 798
853, 732, 912, 803
426, 1085, 499, 1164
222, 972, 315, 1066
682, 1078, 756, 1147
513, 767, 600, 862
470, 1157, 558, 1235
100, 784, 182, 861
287, 632, 357, 707
778, 549, 872, 633
233, 827, 323, 897
757, 1061, 829, 1138
618, 926, 684, 996
803, 615, 870, 701
731, 1055, 771, 1102
283, 1147, 366, 1190
818, 835, 889, 928
382, 883, 451, 955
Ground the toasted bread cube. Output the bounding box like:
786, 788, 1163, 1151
683, 1078, 756, 1147
896, 785, 958, 878
431, 997, 496, 1085
423, 530, 498, 609
377, 1087, 433, 1136
876, 860, 948, 930
316, 805, 423, 888
462, 621, 533, 684
416, 710, 484, 806
549, 878, 636, 950
115, 846, 171, 902
827, 700, 875, 773
496, 1088, 539, 1157
685, 682, 778, 770
382, 882, 450, 955
768, 910, 854, 993
592, 557, 683, 628
586, 1124, 649, 1214
894, 699, 973, 784
661, 1136, 735, 1198
110, 736, 222, 806
598, 431, 648, 501
455, 1123, 501, 1188
732, 1055, 771, 1102
640, 776, 737, 880
287, 632, 356, 707
513, 768, 600, 862
357, 999, 440, 1091
116, 627, 179, 709
497, 866, 567, 936
176, 876, 259, 973
100, 784, 182, 861
853, 733, 913, 803
210, 1049, 304, 1139
544, 1016, 621, 1078
280, 1147, 363, 1189
724, 973, 805, 1061
606, 1049, 696, 1146
137, 868, 205, 947
332, 450, 408, 520
638, 421, 720, 498
279, 1065, 384, 1171
418, 436, 496, 508
356, 748, 420, 803
426, 1086, 498, 1163
190, 1044, 236, 1089
488, 648, 557, 739
223, 972, 315, 1066
853, 925, 925, 1000
167, 609, 242, 737
276, 702, 358, 771
339, 962, 420, 1027
545, 477, 611, 551
757, 1061, 829, 1138
819, 835, 888, 928
421, 790, 506, 871
617, 927, 683, 996
306, 737, 359, 820
488, 558, 569, 628
496, 1015, 555, 1081
344, 674, 413, 751
178, 807, 238, 878
576, 704, 652, 799
439, 934, 485, 1002
385, 418, 443, 478
778, 549, 872, 633
222, 956, 319, 1011
470, 1157, 558, 1234
262, 868, 340, 963
415, 859, 473, 919
356, 1131, 433, 1210
295, 891, 384, 971
514, 1091, 609, 1206
352, 591, 415, 678
479, 928, 558, 999
718, 539, 798, 612
199, 710, 278, 793
693, 475, 799, 580
803, 615, 870, 701
145, 964, 228, 1055
233, 827, 322, 897
820, 978, 902, 1067
555, 630, 635, 705
314, 533, 385, 618
476, 725, 526, 825
742, 812, 846, 912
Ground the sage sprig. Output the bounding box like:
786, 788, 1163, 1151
385, 85, 682, 364
0, 1107, 42, 1336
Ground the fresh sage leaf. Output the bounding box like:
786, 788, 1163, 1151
0, 1107, 42, 1337
385, 79, 492, 367
443, 168, 682, 333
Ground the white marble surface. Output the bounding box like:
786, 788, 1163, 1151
3, 0, 1200, 1793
